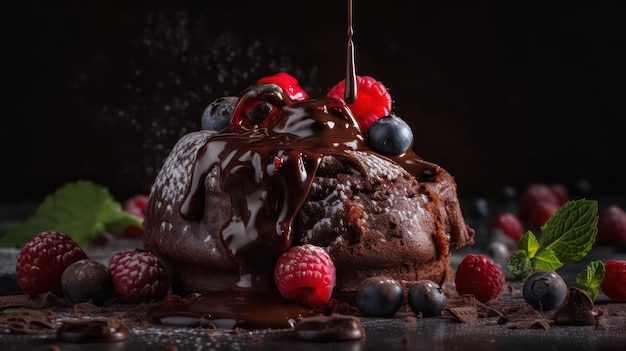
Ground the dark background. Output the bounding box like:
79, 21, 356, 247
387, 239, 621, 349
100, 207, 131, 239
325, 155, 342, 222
2, 0, 625, 203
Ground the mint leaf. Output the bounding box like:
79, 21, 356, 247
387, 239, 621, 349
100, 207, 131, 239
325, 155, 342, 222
0, 180, 141, 248
532, 248, 562, 271
576, 260, 605, 301
539, 199, 598, 263
506, 250, 533, 280
506, 199, 599, 280
105, 210, 144, 234
518, 230, 540, 258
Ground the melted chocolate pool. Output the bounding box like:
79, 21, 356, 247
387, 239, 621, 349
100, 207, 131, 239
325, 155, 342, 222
154, 290, 318, 329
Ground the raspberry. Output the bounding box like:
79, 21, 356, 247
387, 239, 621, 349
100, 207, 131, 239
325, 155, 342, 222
122, 194, 149, 237
15, 231, 88, 296
108, 250, 169, 303
274, 244, 336, 308
518, 183, 561, 222
327, 75, 392, 132
550, 184, 569, 205
601, 260, 626, 301
490, 212, 524, 241
454, 253, 505, 303
256, 72, 309, 100
529, 200, 560, 229
597, 205, 626, 245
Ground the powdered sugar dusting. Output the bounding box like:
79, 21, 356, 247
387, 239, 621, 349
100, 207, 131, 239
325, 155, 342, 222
345, 150, 403, 179
151, 131, 214, 204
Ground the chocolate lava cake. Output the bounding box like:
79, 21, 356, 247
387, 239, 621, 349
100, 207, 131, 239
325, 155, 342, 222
143, 82, 475, 303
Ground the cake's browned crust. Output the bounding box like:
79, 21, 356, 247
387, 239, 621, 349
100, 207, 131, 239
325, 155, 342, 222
293, 151, 473, 302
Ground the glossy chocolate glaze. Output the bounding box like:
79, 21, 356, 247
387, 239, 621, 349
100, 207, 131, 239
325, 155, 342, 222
148, 82, 457, 329
146, 0, 473, 329
178, 83, 437, 276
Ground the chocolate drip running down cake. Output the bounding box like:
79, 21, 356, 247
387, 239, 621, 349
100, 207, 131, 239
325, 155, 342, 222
143, 82, 475, 307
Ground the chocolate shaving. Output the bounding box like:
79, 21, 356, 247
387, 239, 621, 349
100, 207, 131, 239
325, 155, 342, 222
461, 294, 482, 308
445, 294, 502, 321
497, 304, 541, 325
485, 307, 504, 318
444, 306, 478, 324
0, 309, 57, 335
71, 302, 101, 316
508, 318, 551, 330
0, 293, 70, 311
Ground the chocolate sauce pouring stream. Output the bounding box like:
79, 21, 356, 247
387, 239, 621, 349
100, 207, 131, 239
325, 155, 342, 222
345, 0, 357, 104
159, 0, 444, 329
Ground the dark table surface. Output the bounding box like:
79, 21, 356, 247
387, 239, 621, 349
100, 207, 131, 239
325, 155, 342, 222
1, 199, 626, 351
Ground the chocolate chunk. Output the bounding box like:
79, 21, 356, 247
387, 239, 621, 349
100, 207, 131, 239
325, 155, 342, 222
553, 287, 599, 326
56, 318, 130, 342
294, 314, 365, 341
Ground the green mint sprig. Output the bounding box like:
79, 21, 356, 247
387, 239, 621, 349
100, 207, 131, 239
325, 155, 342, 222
506, 199, 599, 280
576, 260, 605, 301
0, 180, 143, 248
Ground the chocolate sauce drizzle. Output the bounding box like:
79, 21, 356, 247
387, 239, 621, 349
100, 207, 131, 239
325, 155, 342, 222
160, 0, 439, 329
179, 83, 434, 273
345, 0, 357, 104
180, 85, 361, 264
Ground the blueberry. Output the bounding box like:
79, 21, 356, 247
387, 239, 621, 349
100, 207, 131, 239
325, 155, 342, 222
356, 276, 404, 317
61, 259, 113, 305
522, 270, 567, 311
201, 96, 239, 131
499, 185, 517, 204
573, 179, 592, 197
366, 114, 413, 155
470, 197, 490, 218
408, 280, 445, 317
485, 241, 511, 262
